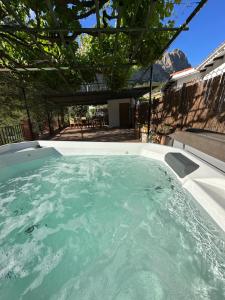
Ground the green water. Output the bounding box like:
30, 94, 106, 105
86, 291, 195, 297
0, 155, 225, 300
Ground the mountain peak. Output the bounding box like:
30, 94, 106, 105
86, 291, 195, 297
132, 49, 191, 82
161, 49, 191, 74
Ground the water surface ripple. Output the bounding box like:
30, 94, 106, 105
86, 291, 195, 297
0, 156, 225, 299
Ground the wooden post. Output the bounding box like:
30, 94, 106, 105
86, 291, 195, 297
22, 87, 34, 140
45, 103, 53, 135
147, 65, 153, 139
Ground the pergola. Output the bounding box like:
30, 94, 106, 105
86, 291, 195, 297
0, 0, 208, 137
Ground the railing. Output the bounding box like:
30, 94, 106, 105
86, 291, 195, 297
78, 80, 150, 93
0, 125, 24, 145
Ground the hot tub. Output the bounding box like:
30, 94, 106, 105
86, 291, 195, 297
0, 141, 225, 299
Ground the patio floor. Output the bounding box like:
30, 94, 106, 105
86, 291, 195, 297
51, 127, 140, 143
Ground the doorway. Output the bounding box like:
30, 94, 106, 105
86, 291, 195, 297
119, 103, 130, 128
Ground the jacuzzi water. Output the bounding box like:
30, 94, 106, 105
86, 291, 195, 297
0, 155, 225, 299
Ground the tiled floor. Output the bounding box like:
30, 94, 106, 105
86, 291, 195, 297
52, 127, 140, 143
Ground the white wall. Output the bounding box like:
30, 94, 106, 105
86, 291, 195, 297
176, 72, 200, 89
107, 98, 135, 128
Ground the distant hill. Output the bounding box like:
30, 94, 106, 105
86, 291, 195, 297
132, 49, 191, 82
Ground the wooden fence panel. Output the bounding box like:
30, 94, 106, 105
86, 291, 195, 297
154, 74, 225, 133
0, 125, 24, 145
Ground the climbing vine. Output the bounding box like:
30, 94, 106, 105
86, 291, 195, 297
0, 0, 182, 91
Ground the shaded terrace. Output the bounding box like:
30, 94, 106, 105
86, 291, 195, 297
52, 127, 140, 143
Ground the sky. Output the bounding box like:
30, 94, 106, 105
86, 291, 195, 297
169, 0, 225, 67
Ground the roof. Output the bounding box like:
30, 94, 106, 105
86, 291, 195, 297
171, 67, 193, 76
197, 40, 225, 70
196, 40, 225, 80
45, 84, 160, 106
170, 67, 199, 80
163, 67, 200, 92
204, 62, 225, 80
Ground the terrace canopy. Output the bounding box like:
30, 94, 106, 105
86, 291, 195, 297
0, 0, 207, 134
46, 85, 157, 106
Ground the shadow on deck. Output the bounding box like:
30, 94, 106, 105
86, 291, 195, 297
51, 127, 140, 143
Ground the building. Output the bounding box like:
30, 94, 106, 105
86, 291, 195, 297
163, 41, 225, 92
163, 67, 200, 91
197, 41, 225, 80
170, 67, 200, 88
108, 98, 135, 128
107, 82, 161, 128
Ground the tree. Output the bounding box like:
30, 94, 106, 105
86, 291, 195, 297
0, 0, 182, 89
69, 105, 88, 118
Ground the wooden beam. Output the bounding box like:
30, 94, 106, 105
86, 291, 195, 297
147, 65, 153, 138
94, 0, 102, 49
0, 25, 189, 34
21, 87, 35, 140
0, 62, 138, 72
110, 2, 123, 84
95, 0, 101, 31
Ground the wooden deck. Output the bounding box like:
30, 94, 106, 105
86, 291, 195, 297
52, 127, 140, 143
